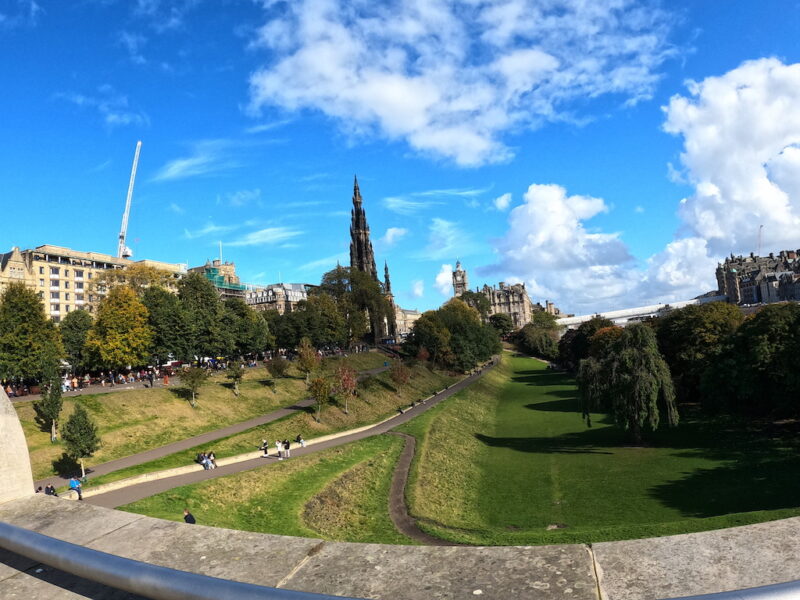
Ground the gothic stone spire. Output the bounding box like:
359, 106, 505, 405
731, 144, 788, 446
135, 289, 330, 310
384, 260, 392, 295
349, 175, 378, 280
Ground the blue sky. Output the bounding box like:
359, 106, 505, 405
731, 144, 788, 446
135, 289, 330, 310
2, 1, 800, 314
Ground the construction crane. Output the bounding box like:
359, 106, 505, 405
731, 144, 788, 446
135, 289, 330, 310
117, 141, 142, 259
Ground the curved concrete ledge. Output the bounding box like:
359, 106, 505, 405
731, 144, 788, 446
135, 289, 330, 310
2, 495, 800, 600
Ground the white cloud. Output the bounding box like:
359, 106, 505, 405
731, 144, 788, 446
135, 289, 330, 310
422, 218, 467, 260
57, 85, 148, 128
245, 119, 293, 134
493, 192, 512, 211
411, 279, 424, 298
384, 186, 489, 214
299, 252, 349, 272
169, 202, 184, 214
228, 227, 302, 247
248, 1, 675, 166
380, 227, 408, 246
0, 1, 42, 30
634, 205, 645, 214
384, 196, 437, 215
220, 188, 261, 207
663, 58, 800, 256
152, 140, 239, 181
183, 222, 237, 240
435, 264, 453, 296
119, 31, 147, 64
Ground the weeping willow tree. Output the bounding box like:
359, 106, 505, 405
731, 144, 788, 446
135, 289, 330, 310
578, 323, 678, 444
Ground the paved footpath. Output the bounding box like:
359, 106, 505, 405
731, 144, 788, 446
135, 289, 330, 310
35, 365, 390, 490
87, 361, 495, 509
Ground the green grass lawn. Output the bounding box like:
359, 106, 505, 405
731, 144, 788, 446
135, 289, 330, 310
19, 352, 389, 480
399, 352, 800, 545
81, 362, 456, 490
119, 434, 414, 544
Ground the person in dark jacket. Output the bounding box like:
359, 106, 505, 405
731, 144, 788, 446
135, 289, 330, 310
183, 509, 196, 524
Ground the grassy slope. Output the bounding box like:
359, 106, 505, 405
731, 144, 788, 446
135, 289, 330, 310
401, 353, 800, 545
82, 362, 456, 488
19, 353, 388, 480
119, 434, 413, 544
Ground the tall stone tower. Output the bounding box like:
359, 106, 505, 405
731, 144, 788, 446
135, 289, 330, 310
349, 176, 378, 280
452, 260, 468, 296
384, 261, 392, 295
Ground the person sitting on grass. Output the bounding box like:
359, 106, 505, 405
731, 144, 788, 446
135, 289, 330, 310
183, 508, 196, 524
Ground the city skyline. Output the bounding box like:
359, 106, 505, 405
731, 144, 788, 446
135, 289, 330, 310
2, 1, 800, 314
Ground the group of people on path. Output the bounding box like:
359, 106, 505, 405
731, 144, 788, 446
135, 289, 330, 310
259, 435, 305, 460
196, 451, 217, 470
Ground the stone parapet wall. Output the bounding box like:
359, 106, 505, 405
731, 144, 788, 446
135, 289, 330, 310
0, 388, 33, 504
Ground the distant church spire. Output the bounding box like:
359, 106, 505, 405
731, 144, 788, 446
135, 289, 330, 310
384, 261, 392, 295
349, 175, 378, 280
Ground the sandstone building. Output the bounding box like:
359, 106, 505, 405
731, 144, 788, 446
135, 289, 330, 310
0, 245, 184, 322
451, 261, 562, 329
188, 259, 247, 301
246, 283, 311, 314
716, 250, 800, 304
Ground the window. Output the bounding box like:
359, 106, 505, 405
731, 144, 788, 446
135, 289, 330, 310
38, 266, 44, 275
50, 303, 60, 312
65, 293, 70, 301
89, 294, 94, 302
64, 281, 70, 289
38, 291, 44, 299
88, 273, 92, 279
52, 316, 60, 323
65, 305, 70, 313
75, 269, 84, 278
50, 279, 59, 288
64, 269, 69, 277
50, 267, 59, 276
76, 293, 84, 301
50, 292, 59, 300
39, 279, 44, 287
75, 282, 83, 290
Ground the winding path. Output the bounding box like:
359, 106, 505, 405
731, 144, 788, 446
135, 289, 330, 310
85, 360, 496, 509
35, 365, 390, 490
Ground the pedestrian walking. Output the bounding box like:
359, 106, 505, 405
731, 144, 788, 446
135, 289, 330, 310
275, 439, 283, 460
259, 439, 269, 457
183, 509, 196, 524
283, 439, 291, 458
69, 476, 83, 500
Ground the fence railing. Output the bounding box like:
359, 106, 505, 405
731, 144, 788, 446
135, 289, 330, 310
0, 521, 359, 600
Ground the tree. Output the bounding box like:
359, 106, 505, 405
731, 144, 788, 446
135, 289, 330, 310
0, 282, 63, 381
389, 361, 410, 388
560, 316, 614, 370
309, 375, 332, 422
91, 263, 176, 298
227, 363, 245, 396
459, 290, 491, 320
222, 298, 274, 358
61, 404, 100, 478
489, 313, 515, 337
579, 323, 678, 444
333, 364, 358, 414
297, 336, 320, 382
33, 362, 63, 442
181, 367, 209, 408
178, 273, 229, 360
654, 302, 743, 403
516, 312, 562, 361
59, 309, 93, 373
266, 356, 290, 378
141, 286, 192, 365
84, 286, 152, 371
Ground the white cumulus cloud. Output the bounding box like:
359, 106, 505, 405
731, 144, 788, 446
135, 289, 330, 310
380, 227, 409, 246
493, 192, 512, 211
248, 0, 675, 166
411, 279, 424, 298
435, 264, 454, 296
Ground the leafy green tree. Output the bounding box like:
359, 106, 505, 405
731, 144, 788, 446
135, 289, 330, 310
579, 323, 678, 443
561, 316, 614, 370
0, 282, 63, 381
489, 313, 515, 337
459, 290, 491, 320
655, 302, 743, 403
33, 362, 63, 442
61, 404, 101, 478
141, 286, 192, 365
222, 298, 274, 358
181, 367, 209, 408
227, 363, 245, 396
84, 286, 152, 370
178, 273, 229, 360
702, 303, 800, 416
309, 375, 332, 422
59, 309, 93, 373
516, 312, 562, 360
266, 356, 290, 378
297, 336, 320, 381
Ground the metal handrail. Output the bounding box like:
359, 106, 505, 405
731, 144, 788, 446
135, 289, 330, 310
0, 521, 359, 600
661, 580, 800, 600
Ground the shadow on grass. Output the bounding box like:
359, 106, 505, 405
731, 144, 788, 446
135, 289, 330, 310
168, 387, 193, 402
648, 452, 800, 518
511, 369, 576, 388
51, 453, 81, 478
474, 430, 618, 454
525, 399, 582, 413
